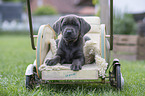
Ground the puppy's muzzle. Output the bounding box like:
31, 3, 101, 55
66, 29, 73, 35
63, 29, 77, 42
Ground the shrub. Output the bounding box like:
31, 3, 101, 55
33, 6, 58, 16
92, 0, 99, 5
113, 13, 137, 35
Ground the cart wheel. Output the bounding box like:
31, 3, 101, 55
26, 75, 35, 89
115, 65, 121, 90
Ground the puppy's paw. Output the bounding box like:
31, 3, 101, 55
70, 64, 82, 71
45, 59, 57, 66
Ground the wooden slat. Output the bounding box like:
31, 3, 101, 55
114, 35, 138, 45
137, 46, 145, 55
138, 37, 145, 45
42, 70, 98, 80
105, 35, 110, 38
113, 35, 138, 54
82, 16, 100, 25
44, 81, 110, 84
88, 25, 101, 33
113, 45, 137, 54
113, 35, 145, 60
137, 36, 145, 60
137, 56, 145, 60
33, 35, 38, 38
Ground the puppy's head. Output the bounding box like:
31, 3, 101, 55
53, 15, 91, 42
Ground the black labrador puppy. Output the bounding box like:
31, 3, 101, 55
45, 15, 91, 71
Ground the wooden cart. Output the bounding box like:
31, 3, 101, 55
25, 0, 124, 90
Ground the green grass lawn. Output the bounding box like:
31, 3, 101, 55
0, 34, 145, 96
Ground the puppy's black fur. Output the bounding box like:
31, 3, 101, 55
45, 15, 91, 71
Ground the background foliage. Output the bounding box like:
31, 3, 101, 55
92, 0, 99, 5
33, 6, 58, 16
113, 13, 137, 35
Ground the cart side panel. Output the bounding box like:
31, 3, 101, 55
101, 24, 106, 59
36, 25, 56, 78
83, 17, 102, 53
101, 24, 110, 63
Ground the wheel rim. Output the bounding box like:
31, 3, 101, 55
115, 65, 121, 90
26, 75, 35, 89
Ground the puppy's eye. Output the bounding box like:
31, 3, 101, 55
72, 22, 76, 26
74, 24, 78, 26
72, 22, 78, 26
63, 22, 67, 26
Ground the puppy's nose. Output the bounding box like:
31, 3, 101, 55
66, 29, 72, 35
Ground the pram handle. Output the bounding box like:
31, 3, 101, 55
27, 0, 36, 50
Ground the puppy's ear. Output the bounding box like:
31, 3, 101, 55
79, 18, 91, 36
53, 17, 64, 35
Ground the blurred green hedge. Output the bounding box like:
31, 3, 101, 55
33, 6, 58, 16
113, 14, 137, 35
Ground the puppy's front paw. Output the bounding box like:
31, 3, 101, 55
70, 64, 82, 71
45, 59, 57, 66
